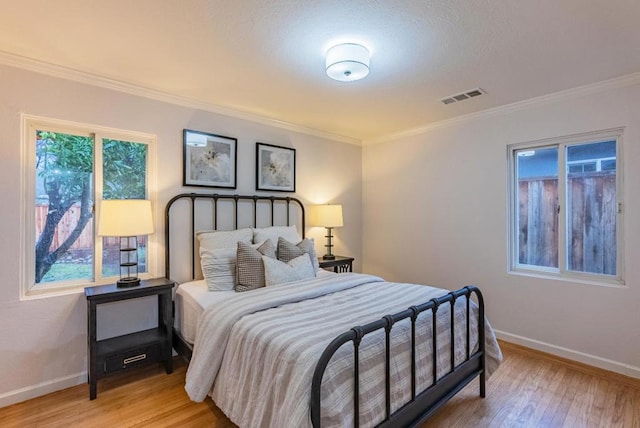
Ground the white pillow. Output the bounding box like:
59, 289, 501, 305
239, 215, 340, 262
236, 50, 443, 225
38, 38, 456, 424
199, 247, 237, 291
262, 254, 315, 287
253, 225, 301, 246
197, 228, 253, 251
199, 239, 262, 291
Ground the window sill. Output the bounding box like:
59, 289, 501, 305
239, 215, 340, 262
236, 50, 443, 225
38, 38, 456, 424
508, 268, 625, 289
21, 273, 156, 300
22, 284, 86, 300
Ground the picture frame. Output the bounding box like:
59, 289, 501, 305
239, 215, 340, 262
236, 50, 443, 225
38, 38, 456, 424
183, 129, 237, 189
256, 142, 296, 192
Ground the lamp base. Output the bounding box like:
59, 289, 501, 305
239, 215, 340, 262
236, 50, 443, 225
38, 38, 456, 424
323, 227, 337, 261
116, 277, 141, 288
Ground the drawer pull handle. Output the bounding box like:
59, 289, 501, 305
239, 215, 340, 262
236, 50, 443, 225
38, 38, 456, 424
123, 354, 147, 365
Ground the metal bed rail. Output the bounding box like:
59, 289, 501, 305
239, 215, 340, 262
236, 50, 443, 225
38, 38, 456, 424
310, 286, 486, 428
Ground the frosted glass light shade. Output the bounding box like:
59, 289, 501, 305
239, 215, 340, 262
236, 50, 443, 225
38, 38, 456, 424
311, 205, 344, 228
98, 199, 154, 237
325, 43, 370, 82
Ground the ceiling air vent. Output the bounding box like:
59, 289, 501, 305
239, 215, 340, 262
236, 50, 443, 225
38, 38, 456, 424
440, 88, 485, 105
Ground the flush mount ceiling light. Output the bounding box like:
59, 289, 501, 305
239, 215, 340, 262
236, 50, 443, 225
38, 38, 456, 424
325, 43, 370, 82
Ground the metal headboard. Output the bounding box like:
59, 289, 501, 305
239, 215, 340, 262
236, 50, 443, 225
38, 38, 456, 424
164, 193, 305, 282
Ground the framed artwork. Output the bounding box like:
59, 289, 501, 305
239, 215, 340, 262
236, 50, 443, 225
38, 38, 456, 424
183, 129, 237, 189
256, 143, 296, 192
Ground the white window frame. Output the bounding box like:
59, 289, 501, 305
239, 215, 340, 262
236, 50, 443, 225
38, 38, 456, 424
20, 114, 158, 299
566, 156, 616, 173
507, 128, 625, 286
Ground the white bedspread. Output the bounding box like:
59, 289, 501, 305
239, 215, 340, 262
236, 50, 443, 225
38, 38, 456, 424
185, 273, 502, 427
175, 271, 336, 344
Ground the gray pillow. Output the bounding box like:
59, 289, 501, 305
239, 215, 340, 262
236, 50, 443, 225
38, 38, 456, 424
277, 237, 320, 273
235, 240, 277, 292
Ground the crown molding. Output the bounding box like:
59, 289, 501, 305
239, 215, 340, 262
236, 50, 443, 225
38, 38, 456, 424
0, 50, 361, 146
4, 50, 638, 148
363, 72, 640, 146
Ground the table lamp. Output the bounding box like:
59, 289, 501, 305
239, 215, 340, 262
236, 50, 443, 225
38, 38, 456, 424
311, 204, 343, 260
98, 199, 154, 287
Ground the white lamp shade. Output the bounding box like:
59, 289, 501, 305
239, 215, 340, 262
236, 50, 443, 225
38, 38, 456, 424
325, 43, 370, 82
311, 205, 344, 228
98, 199, 154, 237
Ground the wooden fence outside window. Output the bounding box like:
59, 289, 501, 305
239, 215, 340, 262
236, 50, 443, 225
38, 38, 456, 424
518, 171, 617, 274
35, 205, 146, 252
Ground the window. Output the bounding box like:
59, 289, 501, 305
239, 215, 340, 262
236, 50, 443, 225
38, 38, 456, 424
23, 115, 157, 296
508, 129, 623, 285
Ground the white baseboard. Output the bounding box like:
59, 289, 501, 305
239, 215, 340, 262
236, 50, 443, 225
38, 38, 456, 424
0, 371, 86, 408
1, 353, 177, 408
494, 330, 640, 379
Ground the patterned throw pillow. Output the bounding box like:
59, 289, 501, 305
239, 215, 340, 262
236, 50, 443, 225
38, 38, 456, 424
277, 237, 320, 272
262, 254, 315, 287
235, 240, 277, 292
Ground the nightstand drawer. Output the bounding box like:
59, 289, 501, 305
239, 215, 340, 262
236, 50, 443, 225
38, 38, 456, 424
104, 343, 163, 374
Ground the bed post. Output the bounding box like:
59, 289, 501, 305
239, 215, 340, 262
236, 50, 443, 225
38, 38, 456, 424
474, 287, 486, 397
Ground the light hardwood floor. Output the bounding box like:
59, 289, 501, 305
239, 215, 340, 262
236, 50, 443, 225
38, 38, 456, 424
1, 341, 638, 427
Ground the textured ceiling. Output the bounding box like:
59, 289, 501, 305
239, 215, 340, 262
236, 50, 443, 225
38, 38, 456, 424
1, 0, 639, 142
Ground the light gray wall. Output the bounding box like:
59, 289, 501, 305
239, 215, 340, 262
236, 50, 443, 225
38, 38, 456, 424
362, 81, 640, 376
0, 64, 362, 405
2, 60, 637, 407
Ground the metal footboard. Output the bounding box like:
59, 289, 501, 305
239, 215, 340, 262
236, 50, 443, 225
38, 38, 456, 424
310, 286, 486, 428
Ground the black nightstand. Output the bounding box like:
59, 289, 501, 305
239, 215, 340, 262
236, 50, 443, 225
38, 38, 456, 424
85, 278, 174, 400
318, 255, 354, 273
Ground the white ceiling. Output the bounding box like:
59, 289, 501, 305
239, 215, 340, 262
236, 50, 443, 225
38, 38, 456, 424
1, 0, 639, 142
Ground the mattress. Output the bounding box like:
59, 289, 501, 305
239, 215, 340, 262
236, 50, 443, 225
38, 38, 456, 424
174, 280, 235, 344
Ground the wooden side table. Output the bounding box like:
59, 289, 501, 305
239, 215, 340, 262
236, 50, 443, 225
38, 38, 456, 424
85, 278, 174, 399
318, 255, 354, 273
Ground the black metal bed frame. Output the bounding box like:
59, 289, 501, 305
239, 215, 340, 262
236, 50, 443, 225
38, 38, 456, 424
164, 193, 305, 282
165, 193, 487, 427
165, 193, 305, 360
310, 287, 485, 427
